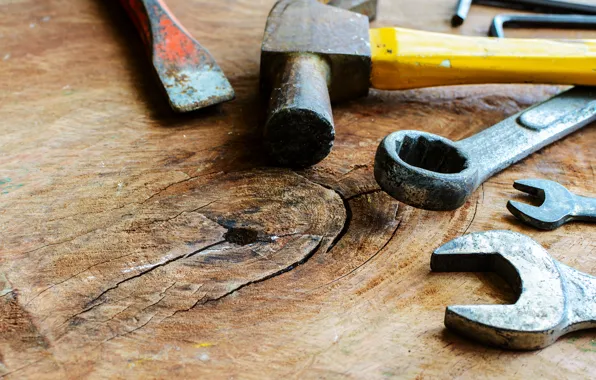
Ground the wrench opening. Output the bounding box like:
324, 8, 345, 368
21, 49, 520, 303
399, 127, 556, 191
374, 130, 478, 210
397, 134, 469, 174
431, 231, 596, 350
431, 253, 522, 297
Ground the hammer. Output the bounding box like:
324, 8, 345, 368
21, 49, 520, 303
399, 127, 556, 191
260, 0, 596, 167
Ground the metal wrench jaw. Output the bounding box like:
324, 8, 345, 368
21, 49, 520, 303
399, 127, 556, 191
432, 230, 596, 350
374, 131, 478, 211
507, 179, 577, 230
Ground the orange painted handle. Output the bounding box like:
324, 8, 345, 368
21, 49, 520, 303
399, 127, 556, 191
118, 0, 202, 65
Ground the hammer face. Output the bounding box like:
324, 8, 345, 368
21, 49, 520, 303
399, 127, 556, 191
261, 0, 372, 103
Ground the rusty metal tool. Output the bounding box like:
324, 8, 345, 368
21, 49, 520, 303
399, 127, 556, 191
452, 0, 473, 26
260, 0, 596, 168
325, 0, 378, 20
507, 179, 596, 230
453, 0, 596, 27
490, 14, 596, 37
375, 87, 596, 211
432, 230, 596, 350
119, 0, 234, 112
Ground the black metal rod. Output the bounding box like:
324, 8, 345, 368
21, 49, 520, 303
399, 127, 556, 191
485, 0, 596, 15
453, 0, 596, 27
452, 0, 473, 26
489, 14, 596, 37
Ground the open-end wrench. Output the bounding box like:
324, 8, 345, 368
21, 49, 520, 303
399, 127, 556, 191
507, 179, 596, 230
432, 230, 596, 350
375, 87, 596, 211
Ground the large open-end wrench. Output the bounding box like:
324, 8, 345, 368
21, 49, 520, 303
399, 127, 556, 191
375, 87, 596, 211
432, 230, 596, 350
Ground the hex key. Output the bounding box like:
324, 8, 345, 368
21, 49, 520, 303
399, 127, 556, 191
489, 14, 596, 37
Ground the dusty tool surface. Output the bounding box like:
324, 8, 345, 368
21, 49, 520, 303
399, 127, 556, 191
374, 86, 596, 211
1, 0, 595, 378
508, 179, 596, 230
119, 0, 234, 112
261, 0, 596, 168
433, 230, 596, 350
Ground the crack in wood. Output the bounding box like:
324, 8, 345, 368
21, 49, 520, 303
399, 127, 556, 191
25, 251, 138, 307
309, 206, 403, 292
462, 184, 483, 236
30, 170, 354, 344
201, 236, 325, 306
21, 227, 104, 255
139, 171, 221, 206
345, 189, 383, 201
62, 240, 226, 325
102, 313, 157, 344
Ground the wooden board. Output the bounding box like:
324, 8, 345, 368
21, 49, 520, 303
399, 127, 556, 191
1, 0, 595, 378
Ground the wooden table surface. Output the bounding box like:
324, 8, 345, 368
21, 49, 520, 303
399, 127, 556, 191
1, 0, 595, 378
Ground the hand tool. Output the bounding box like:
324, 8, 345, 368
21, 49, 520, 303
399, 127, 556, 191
260, 0, 596, 168
489, 14, 596, 37
432, 230, 596, 350
374, 87, 596, 211
452, 0, 473, 26
119, 0, 234, 112
325, 0, 378, 20
507, 179, 596, 230
452, 0, 596, 27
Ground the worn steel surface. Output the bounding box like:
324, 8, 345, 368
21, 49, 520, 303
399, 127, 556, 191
507, 179, 596, 230
431, 230, 596, 350
261, 0, 371, 167
264, 54, 335, 167
452, 0, 473, 26
327, 0, 378, 20
120, 0, 234, 112
374, 87, 596, 211
489, 14, 596, 37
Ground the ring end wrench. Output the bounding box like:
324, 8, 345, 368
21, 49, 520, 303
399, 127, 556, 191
374, 87, 596, 211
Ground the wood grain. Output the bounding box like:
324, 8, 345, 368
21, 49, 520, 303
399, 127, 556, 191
1, 0, 595, 378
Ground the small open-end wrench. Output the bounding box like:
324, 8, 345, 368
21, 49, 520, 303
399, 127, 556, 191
432, 230, 596, 350
374, 87, 596, 211
507, 179, 596, 230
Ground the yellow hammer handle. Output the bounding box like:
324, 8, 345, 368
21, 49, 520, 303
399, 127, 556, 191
370, 27, 596, 90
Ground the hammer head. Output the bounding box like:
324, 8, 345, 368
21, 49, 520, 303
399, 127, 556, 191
260, 0, 372, 167
261, 0, 372, 103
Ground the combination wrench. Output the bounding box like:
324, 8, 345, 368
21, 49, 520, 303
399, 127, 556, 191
375, 87, 596, 211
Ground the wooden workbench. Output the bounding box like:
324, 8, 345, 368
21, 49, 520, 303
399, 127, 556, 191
1, 0, 595, 378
